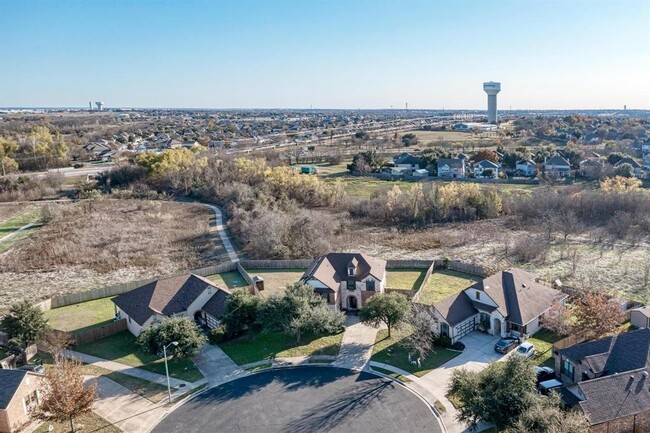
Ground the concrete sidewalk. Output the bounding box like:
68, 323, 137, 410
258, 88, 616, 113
64, 349, 191, 388
201, 203, 239, 263
333, 315, 380, 370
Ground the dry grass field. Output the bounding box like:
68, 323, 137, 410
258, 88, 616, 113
0, 199, 218, 311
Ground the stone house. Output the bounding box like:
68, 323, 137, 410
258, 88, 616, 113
0, 370, 42, 433
432, 269, 567, 343
112, 274, 231, 337
301, 253, 387, 311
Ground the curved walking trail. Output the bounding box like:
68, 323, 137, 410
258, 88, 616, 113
0, 222, 35, 244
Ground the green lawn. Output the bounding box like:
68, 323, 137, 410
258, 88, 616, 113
324, 176, 416, 199
417, 270, 479, 305
371, 366, 412, 383
74, 331, 203, 383
528, 329, 563, 368
218, 330, 343, 365
45, 297, 117, 332
33, 412, 120, 433
386, 268, 427, 291
371, 328, 460, 377
244, 268, 307, 297
0, 210, 43, 252
205, 271, 249, 289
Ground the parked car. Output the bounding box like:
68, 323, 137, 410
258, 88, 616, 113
535, 366, 555, 383
538, 378, 563, 395
494, 337, 519, 354
19, 364, 45, 374
515, 342, 536, 358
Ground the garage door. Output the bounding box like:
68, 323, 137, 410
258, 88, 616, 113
453, 316, 476, 342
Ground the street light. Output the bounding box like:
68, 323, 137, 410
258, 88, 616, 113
163, 341, 179, 403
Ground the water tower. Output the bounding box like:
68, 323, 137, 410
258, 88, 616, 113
95, 101, 104, 111
483, 82, 501, 124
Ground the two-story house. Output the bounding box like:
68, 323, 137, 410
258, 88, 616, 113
432, 269, 567, 343
112, 274, 231, 336
393, 152, 422, 170
473, 160, 500, 179
301, 253, 387, 311
437, 158, 466, 178
544, 155, 572, 177
515, 159, 537, 176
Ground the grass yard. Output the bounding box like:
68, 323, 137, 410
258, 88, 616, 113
33, 412, 120, 433
0, 209, 43, 253
528, 329, 563, 368
386, 268, 427, 291
44, 297, 116, 332
325, 175, 415, 199
244, 268, 306, 297
371, 328, 460, 377
75, 331, 203, 383
218, 330, 343, 365
417, 270, 479, 305
206, 270, 249, 290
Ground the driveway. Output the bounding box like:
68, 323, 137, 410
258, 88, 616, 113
333, 315, 380, 370
151, 367, 441, 433
192, 343, 244, 386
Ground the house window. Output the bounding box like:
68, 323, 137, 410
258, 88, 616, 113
479, 313, 490, 330
348, 267, 354, 276
128, 316, 132, 324
510, 323, 527, 334
561, 360, 575, 381
366, 279, 375, 291
475, 291, 480, 300
23, 390, 38, 414
347, 280, 355, 290
440, 323, 449, 337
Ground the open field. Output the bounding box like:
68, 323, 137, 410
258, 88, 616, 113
218, 330, 343, 365
371, 328, 460, 377
0, 199, 220, 311
44, 297, 116, 332
418, 270, 480, 305
74, 330, 203, 382
245, 268, 306, 297
406, 129, 488, 142
206, 271, 248, 289
386, 268, 427, 291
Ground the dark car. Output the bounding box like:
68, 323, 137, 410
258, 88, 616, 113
535, 366, 555, 384
494, 337, 519, 354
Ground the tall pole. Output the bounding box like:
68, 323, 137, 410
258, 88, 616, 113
163, 344, 172, 403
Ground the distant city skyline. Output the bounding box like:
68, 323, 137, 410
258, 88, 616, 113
1, 0, 649, 110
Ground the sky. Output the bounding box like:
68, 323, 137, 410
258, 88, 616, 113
1, 0, 649, 110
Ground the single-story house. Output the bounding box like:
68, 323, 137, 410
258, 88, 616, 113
432, 269, 567, 343
630, 306, 650, 328
554, 329, 650, 432
473, 160, 500, 179
545, 155, 571, 177
112, 274, 231, 336
516, 159, 537, 176
301, 253, 386, 311
437, 158, 466, 178
0, 369, 42, 433
614, 157, 643, 177
393, 152, 421, 170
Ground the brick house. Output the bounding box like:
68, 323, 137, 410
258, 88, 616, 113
554, 329, 650, 432
0, 369, 42, 433
301, 253, 387, 311
112, 274, 231, 337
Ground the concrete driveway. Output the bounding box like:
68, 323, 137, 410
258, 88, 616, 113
192, 343, 244, 387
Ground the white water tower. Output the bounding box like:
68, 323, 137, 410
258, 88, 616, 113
95, 101, 104, 111
483, 82, 501, 124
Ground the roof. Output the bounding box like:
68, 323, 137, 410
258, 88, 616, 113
201, 288, 230, 320
632, 306, 650, 318
112, 274, 222, 326
434, 292, 477, 326
559, 329, 650, 378
438, 158, 464, 169
393, 153, 421, 166
0, 369, 29, 409
615, 157, 642, 168
516, 159, 536, 165
545, 155, 570, 167
579, 368, 650, 425
474, 160, 499, 169
301, 253, 386, 292
469, 269, 567, 326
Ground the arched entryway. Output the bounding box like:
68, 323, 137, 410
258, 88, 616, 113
347, 296, 358, 310
194, 310, 205, 326
493, 318, 501, 336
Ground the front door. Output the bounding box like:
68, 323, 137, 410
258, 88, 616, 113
347, 296, 358, 310
493, 318, 501, 336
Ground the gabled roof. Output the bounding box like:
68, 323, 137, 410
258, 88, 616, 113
615, 157, 642, 168
393, 153, 421, 165
545, 155, 570, 167
0, 369, 30, 409
112, 274, 222, 326
474, 160, 499, 169
516, 159, 536, 165
438, 158, 464, 169
201, 288, 231, 319
301, 253, 386, 292
435, 291, 477, 326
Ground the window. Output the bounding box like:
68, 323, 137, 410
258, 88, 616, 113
561, 360, 575, 381
366, 279, 375, 291
347, 280, 355, 290
23, 390, 38, 414
440, 323, 449, 337
348, 267, 354, 276
475, 291, 480, 300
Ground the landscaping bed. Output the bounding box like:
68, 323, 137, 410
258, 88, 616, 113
417, 270, 479, 305
74, 330, 203, 382
386, 268, 427, 291
44, 297, 116, 332
244, 268, 307, 297
218, 330, 343, 365
371, 328, 460, 377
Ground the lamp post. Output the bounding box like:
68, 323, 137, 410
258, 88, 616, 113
163, 341, 179, 403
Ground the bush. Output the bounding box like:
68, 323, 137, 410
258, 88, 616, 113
208, 325, 228, 344
221, 290, 261, 337
136, 317, 206, 358
434, 335, 452, 348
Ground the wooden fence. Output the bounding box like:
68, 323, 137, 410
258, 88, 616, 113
240, 259, 314, 269
69, 319, 127, 346
552, 333, 589, 353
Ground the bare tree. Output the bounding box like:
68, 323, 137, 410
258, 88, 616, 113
402, 306, 438, 367
573, 289, 625, 340
541, 300, 573, 336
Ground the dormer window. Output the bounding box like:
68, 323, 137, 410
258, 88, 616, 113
476, 291, 480, 300
348, 267, 354, 276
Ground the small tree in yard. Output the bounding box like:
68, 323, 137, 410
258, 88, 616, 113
573, 289, 625, 340
136, 317, 206, 358
511, 392, 589, 433
402, 306, 437, 367
35, 357, 97, 433
0, 300, 49, 347
221, 289, 261, 336
359, 292, 411, 338
541, 299, 573, 336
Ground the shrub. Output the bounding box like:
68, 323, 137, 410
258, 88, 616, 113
136, 317, 206, 358
208, 325, 228, 344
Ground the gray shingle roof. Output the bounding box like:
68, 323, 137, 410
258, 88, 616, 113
112, 274, 221, 326
545, 155, 571, 167
434, 292, 477, 326
201, 288, 231, 320
438, 158, 464, 169
0, 369, 28, 409
301, 253, 386, 292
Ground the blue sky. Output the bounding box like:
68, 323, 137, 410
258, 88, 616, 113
1, 0, 649, 109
